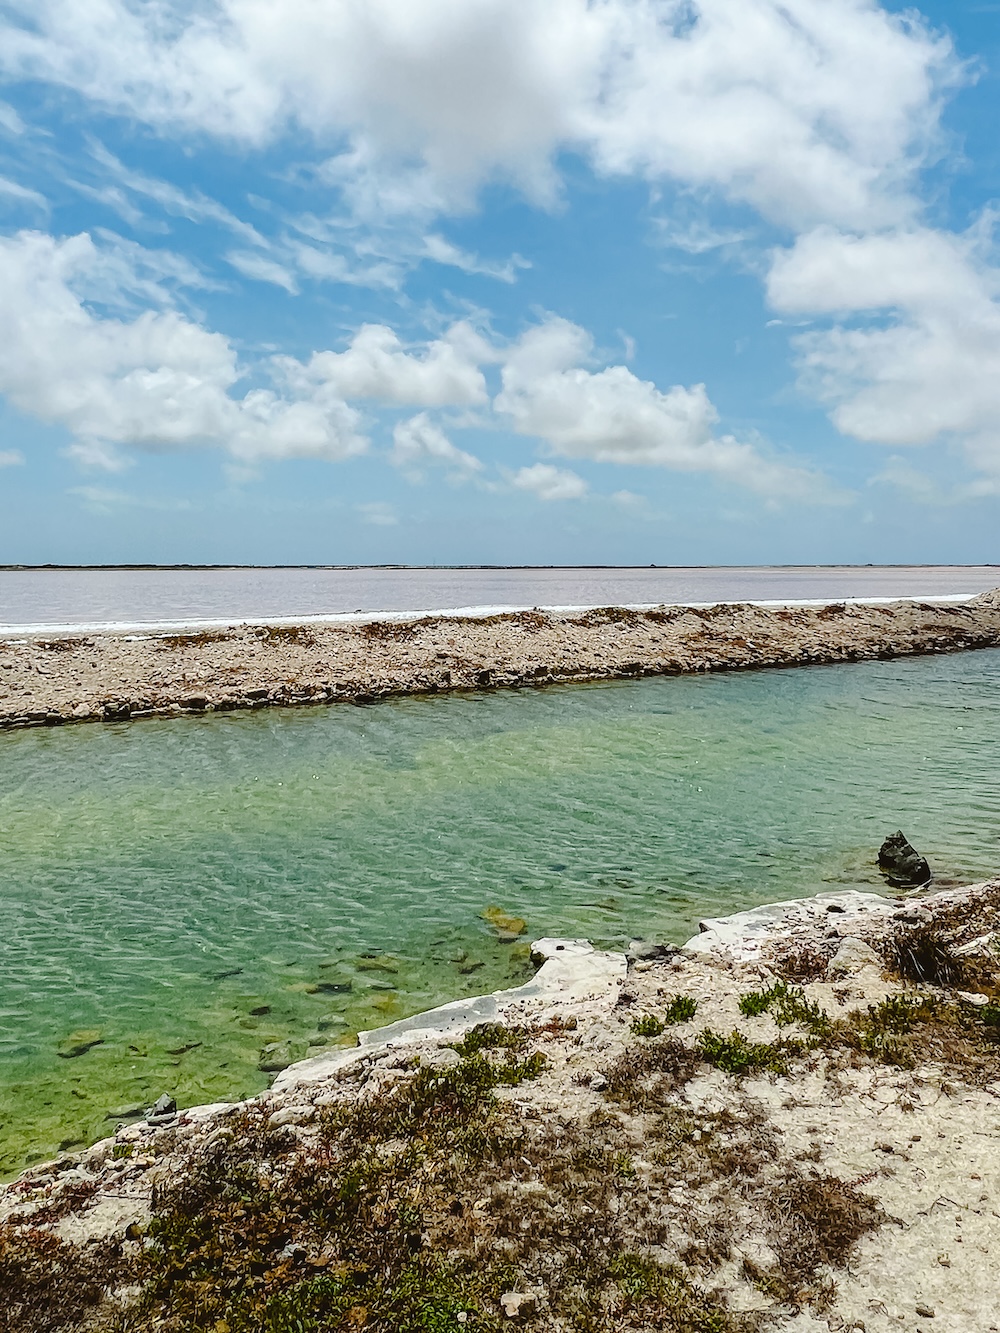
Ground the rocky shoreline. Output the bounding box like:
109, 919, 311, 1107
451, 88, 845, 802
2, 591, 1000, 730
4, 879, 1000, 1332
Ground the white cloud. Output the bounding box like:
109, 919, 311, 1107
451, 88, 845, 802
0, 229, 367, 465
0, 100, 26, 135
421, 233, 529, 283
286, 321, 491, 407
0, 228, 848, 499
768, 224, 1000, 476
652, 218, 751, 256
0, 448, 24, 466
511, 462, 588, 501
495, 317, 828, 498
226, 249, 299, 293
88, 142, 267, 246
391, 412, 483, 477
0, 175, 46, 208
287, 240, 401, 290
356, 500, 398, 526
0, 1, 956, 228
69, 484, 195, 511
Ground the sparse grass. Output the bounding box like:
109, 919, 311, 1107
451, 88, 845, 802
155, 631, 230, 650
449, 1021, 529, 1057
37, 638, 90, 652
697, 1029, 806, 1077
358, 620, 417, 641
842, 994, 939, 1067
0, 1227, 120, 1332
763, 1169, 888, 1307
632, 1013, 667, 1037
884, 924, 963, 987
253, 624, 316, 645
738, 982, 832, 1039
631, 995, 698, 1037
604, 1036, 702, 1108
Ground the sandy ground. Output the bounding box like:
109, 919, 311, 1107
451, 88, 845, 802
4, 882, 999, 1331
1, 591, 1000, 729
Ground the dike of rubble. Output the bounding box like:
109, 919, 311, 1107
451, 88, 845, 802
3, 882, 1000, 1333
3, 591, 1000, 730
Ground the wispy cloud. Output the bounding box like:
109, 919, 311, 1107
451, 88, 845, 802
69, 485, 195, 512
0, 175, 46, 208
225, 249, 299, 293
88, 141, 267, 246
356, 500, 398, 526
421, 233, 530, 283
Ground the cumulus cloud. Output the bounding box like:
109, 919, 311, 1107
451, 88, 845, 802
0, 225, 849, 500
0, 229, 367, 465
0, 448, 24, 466
511, 462, 588, 501
0, 1, 956, 228
286, 322, 491, 407
768, 224, 1000, 476
495, 317, 828, 498
391, 412, 483, 477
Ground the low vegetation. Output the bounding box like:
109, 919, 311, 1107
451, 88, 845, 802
7, 897, 1000, 1333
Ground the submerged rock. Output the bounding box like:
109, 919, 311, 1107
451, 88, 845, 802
57, 1029, 103, 1059
878, 831, 931, 888
259, 1039, 308, 1073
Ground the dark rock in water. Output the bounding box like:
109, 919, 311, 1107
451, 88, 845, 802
878, 831, 931, 887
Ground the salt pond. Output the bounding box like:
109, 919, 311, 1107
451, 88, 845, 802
2, 650, 999, 1175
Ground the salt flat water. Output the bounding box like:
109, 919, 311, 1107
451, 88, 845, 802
1, 564, 998, 632
1, 650, 999, 1175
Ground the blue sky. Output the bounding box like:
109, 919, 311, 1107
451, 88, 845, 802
0, 0, 998, 565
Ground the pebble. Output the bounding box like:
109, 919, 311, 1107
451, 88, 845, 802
267, 1105, 315, 1129
915, 1304, 935, 1319
500, 1292, 536, 1319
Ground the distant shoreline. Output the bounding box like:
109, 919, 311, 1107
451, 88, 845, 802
1, 591, 999, 732
2, 562, 998, 571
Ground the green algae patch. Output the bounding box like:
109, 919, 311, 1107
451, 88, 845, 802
480, 905, 527, 939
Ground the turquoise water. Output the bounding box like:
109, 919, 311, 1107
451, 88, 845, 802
2, 651, 1000, 1174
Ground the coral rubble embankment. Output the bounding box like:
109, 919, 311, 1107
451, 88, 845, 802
2, 590, 1000, 730
4, 881, 1000, 1332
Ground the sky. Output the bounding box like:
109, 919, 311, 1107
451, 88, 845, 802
0, 0, 999, 566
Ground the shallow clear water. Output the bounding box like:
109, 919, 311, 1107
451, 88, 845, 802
2, 651, 1000, 1175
